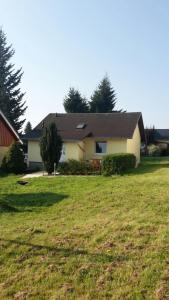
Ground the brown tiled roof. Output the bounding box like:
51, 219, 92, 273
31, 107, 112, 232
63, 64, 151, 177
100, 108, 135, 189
24, 112, 145, 141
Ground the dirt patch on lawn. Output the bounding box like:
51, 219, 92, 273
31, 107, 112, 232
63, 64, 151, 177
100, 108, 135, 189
156, 268, 169, 300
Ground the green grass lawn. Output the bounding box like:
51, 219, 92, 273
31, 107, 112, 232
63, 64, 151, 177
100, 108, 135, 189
0, 157, 169, 300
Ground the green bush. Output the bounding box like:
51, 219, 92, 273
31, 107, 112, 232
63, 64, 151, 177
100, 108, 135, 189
102, 153, 136, 176
57, 159, 100, 175
161, 146, 169, 156
1, 142, 26, 174
147, 144, 161, 157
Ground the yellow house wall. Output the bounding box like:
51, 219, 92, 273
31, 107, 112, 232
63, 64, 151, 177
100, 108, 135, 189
0, 146, 8, 165
127, 124, 141, 164
65, 141, 84, 160
28, 140, 84, 163
84, 138, 127, 160
28, 125, 141, 165
77, 141, 85, 160
28, 141, 42, 163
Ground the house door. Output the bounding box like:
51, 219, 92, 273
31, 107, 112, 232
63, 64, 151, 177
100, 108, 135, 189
60, 144, 66, 162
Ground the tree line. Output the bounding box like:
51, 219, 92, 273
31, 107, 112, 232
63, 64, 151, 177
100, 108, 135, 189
63, 76, 123, 113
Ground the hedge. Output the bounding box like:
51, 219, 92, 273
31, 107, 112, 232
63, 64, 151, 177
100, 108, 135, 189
57, 159, 101, 175
102, 153, 136, 176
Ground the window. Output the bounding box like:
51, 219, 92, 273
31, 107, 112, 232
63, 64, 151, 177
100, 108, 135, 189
76, 123, 86, 129
95, 141, 107, 154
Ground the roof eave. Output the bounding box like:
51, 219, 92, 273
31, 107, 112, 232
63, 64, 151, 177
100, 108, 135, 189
138, 114, 146, 143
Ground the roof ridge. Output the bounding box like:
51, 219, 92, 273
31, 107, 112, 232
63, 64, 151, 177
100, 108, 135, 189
53, 112, 141, 115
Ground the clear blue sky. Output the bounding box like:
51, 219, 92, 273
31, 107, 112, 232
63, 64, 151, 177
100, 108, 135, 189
0, 0, 169, 128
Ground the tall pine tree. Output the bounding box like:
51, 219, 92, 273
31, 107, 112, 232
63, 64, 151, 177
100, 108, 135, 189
89, 76, 122, 113
24, 121, 32, 134
63, 88, 89, 113
0, 28, 27, 132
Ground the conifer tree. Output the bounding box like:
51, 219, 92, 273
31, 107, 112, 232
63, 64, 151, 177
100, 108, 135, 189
24, 121, 32, 135
1, 142, 26, 174
63, 88, 89, 113
89, 76, 122, 113
0, 28, 27, 132
40, 122, 62, 174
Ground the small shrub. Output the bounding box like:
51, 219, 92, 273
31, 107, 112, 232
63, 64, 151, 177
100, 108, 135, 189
1, 142, 26, 174
57, 161, 69, 174
160, 146, 169, 157
147, 144, 161, 157
102, 153, 136, 176
57, 159, 99, 175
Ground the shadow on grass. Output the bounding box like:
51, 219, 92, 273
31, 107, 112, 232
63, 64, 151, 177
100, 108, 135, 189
0, 192, 68, 213
0, 238, 127, 264
0, 171, 9, 178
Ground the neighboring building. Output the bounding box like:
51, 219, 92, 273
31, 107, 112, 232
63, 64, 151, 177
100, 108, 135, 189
0, 109, 22, 164
152, 129, 169, 150
25, 112, 145, 170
